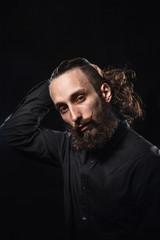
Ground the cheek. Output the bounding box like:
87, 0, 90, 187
78, 105, 93, 118
89, 98, 102, 118
80, 98, 101, 119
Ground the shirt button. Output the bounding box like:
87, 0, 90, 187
90, 159, 95, 164
82, 216, 87, 221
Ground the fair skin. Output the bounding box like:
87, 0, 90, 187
49, 68, 112, 131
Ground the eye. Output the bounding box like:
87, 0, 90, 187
76, 95, 85, 103
59, 105, 68, 114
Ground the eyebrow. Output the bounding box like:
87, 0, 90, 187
55, 89, 86, 109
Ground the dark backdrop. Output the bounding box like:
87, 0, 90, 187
0, 1, 160, 239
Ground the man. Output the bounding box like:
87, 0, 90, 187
1, 57, 160, 240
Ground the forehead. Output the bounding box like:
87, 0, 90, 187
49, 68, 95, 103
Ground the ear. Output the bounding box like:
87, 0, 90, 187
100, 83, 112, 103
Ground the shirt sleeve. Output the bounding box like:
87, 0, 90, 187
0, 80, 68, 167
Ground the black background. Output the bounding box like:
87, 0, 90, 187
0, 0, 160, 239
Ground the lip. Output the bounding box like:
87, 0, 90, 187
79, 124, 89, 132
81, 125, 88, 131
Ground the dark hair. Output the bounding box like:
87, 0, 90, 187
49, 57, 143, 124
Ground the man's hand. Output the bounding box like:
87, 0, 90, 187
90, 64, 104, 78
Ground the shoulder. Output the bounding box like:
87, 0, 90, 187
123, 129, 160, 199
125, 127, 160, 165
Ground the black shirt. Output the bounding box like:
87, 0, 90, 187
1, 80, 160, 240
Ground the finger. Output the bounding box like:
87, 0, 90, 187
90, 64, 104, 78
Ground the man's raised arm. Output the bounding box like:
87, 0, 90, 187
0, 80, 68, 166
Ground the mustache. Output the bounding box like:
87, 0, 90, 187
66, 117, 96, 131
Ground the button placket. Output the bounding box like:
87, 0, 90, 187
80, 173, 89, 224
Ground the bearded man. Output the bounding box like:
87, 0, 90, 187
1, 57, 160, 240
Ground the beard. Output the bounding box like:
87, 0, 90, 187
66, 100, 119, 151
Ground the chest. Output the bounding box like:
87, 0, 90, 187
67, 150, 136, 219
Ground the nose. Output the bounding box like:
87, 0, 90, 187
69, 106, 82, 122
